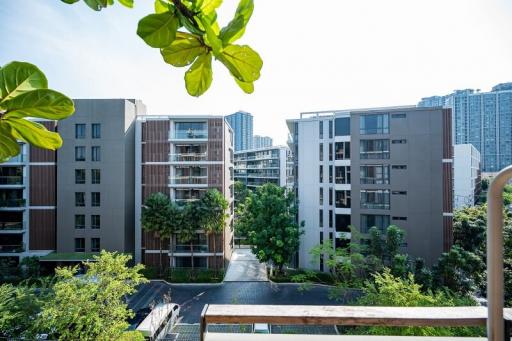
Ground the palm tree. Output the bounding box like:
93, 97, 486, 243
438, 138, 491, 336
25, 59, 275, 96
199, 189, 229, 272
141, 192, 171, 275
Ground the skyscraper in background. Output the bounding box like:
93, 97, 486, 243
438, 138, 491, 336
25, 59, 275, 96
419, 82, 512, 173
253, 135, 273, 149
225, 111, 253, 151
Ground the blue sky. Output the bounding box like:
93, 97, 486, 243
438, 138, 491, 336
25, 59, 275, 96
2, 0, 512, 144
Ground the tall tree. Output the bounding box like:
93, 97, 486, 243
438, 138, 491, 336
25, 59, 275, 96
180, 201, 202, 271
199, 189, 228, 271
237, 183, 303, 273
141, 192, 172, 274
167, 201, 184, 274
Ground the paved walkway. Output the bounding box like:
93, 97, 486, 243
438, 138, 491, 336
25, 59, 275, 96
224, 249, 268, 282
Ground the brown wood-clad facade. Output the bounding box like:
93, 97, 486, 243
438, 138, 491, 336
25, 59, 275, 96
29, 166, 56, 206
29, 209, 56, 250
442, 108, 454, 251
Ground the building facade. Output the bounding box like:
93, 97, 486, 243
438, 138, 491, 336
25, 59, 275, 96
134, 115, 234, 269
453, 144, 481, 209
234, 146, 293, 190
287, 106, 453, 270
225, 111, 253, 151
418, 82, 512, 173
253, 135, 273, 149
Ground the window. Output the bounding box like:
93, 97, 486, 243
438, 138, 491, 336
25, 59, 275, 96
319, 121, 323, 139
392, 165, 407, 170
319, 188, 323, 205
320, 231, 324, 244
392, 216, 407, 221
91, 169, 101, 184
75, 146, 86, 161
92, 123, 101, 139
319, 165, 323, 183
335, 166, 351, 184
329, 188, 333, 206
75, 169, 86, 184
91, 192, 100, 207
360, 165, 390, 184
391, 113, 406, 118
335, 214, 351, 232
360, 214, 390, 233
360, 189, 390, 210
335, 117, 350, 136
329, 143, 333, 161
335, 190, 351, 208
91, 146, 101, 162
319, 209, 323, 227
75, 192, 85, 207
392, 191, 407, 195
360, 113, 389, 134
91, 215, 100, 229
319, 143, 323, 161
329, 210, 333, 228
75, 238, 85, 252
329, 120, 333, 138
329, 165, 333, 183
392, 139, 407, 144
75, 215, 85, 229
360, 139, 390, 159
91, 238, 100, 252
75, 124, 85, 139
335, 142, 350, 160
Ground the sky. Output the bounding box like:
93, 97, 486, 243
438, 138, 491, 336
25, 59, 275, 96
2, 0, 512, 145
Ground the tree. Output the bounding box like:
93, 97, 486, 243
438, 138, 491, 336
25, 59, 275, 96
167, 201, 184, 274
237, 183, 303, 273
141, 192, 172, 274
180, 201, 202, 271
0, 61, 74, 161
199, 189, 228, 271
61, 0, 263, 97
36, 251, 148, 340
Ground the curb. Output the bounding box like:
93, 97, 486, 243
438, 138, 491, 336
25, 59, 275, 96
150, 279, 224, 286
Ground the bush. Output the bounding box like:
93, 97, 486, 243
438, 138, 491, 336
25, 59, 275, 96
167, 268, 224, 283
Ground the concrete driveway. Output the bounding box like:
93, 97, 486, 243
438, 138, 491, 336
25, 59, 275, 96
224, 249, 268, 282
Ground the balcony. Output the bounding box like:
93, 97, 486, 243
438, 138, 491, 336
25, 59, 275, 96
0, 221, 25, 233
170, 130, 208, 141
170, 153, 208, 162
2, 154, 25, 163
0, 198, 26, 208
0, 176, 24, 186
170, 176, 208, 186
0, 243, 25, 253
174, 244, 209, 253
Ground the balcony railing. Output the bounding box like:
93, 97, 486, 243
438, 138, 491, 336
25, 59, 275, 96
174, 244, 209, 253
170, 130, 208, 140
0, 199, 26, 207
0, 176, 24, 185
0, 222, 24, 231
170, 153, 208, 162
170, 176, 208, 185
0, 244, 25, 253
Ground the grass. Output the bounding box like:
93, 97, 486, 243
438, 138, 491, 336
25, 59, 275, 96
142, 266, 224, 283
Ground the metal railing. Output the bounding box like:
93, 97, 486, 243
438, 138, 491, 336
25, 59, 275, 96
170, 153, 208, 162
0, 198, 26, 207
0, 222, 24, 230
170, 176, 208, 185
0, 244, 25, 253
170, 130, 208, 139
0, 176, 23, 185
174, 245, 209, 253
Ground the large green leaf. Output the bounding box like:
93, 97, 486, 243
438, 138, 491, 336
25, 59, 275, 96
200, 0, 222, 15
199, 16, 222, 55
83, 0, 109, 11
2, 89, 74, 120
4, 118, 63, 150
61, 0, 81, 4
137, 12, 179, 48
117, 0, 133, 8
218, 44, 262, 82
161, 32, 208, 67
0, 122, 20, 161
0, 62, 48, 103
154, 0, 171, 13
234, 78, 254, 94
219, 0, 253, 45
185, 53, 213, 97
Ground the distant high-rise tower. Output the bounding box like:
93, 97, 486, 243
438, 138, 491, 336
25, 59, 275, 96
253, 135, 273, 149
225, 111, 253, 151
419, 83, 512, 173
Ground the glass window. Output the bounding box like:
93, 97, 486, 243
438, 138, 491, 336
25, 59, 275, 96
329, 210, 333, 228
392, 139, 407, 144
360, 214, 390, 233
335, 214, 351, 232
319, 188, 323, 205
91, 169, 101, 184
335, 117, 350, 136
319, 143, 323, 161
319, 121, 323, 139
91, 146, 101, 162
391, 113, 406, 118
335, 190, 351, 208
75, 238, 85, 252
329, 143, 333, 161
360, 139, 390, 159
75, 192, 85, 207
392, 191, 407, 195
91, 238, 100, 252
335, 142, 350, 160
329, 165, 333, 183
360, 113, 389, 134
335, 166, 351, 184
75, 169, 85, 184
329, 188, 333, 206
91, 215, 100, 229
75, 146, 86, 161
319, 165, 323, 183
92, 123, 101, 139
329, 120, 333, 139
392, 165, 407, 170
360, 189, 390, 210
75, 215, 85, 229
319, 209, 323, 227
75, 124, 85, 139
360, 165, 390, 184
91, 192, 100, 207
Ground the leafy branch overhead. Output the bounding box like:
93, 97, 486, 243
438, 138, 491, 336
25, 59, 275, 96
62, 0, 263, 97
0, 62, 74, 162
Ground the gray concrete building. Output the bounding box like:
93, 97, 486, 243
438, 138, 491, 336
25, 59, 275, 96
287, 106, 453, 270
253, 135, 273, 149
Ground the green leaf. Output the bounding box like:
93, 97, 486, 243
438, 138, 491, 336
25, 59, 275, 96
154, 0, 171, 13
161, 32, 208, 67
234, 78, 254, 94
4, 119, 63, 150
218, 44, 262, 82
61, 0, 81, 4
199, 16, 222, 55
2, 89, 75, 120
83, 0, 109, 11
137, 12, 179, 48
117, 0, 133, 8
185, 53, 213, 97
0, 122, 20, 162
200, 0, 222, 15
0, 62, 48, 103
219, 0, 253, 45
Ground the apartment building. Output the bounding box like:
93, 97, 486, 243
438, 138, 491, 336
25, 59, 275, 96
134, 115, 234, 269
225, 111, 253, 151
287, 106, 453, 269
253, 135, 273, 149
234, 146, 293, 190
454, 144, 481, 209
